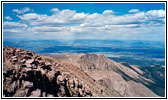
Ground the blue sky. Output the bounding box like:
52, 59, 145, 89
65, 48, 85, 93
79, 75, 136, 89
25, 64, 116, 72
3, 3, 166, 41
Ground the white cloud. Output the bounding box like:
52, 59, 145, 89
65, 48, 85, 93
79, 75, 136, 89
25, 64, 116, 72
81, 12, 146, 27
13, 7, 31, 14
72, 13, 88, 20
128, 9, 140, 13
29, 26, 68, 32
17, 8, 88, 26
3, 22, 27, 33
103, 10, 114, 15
5, 16, 12, 20
145, 10, 165, 18
4, 22, 27, 29
4, 29, 21, 33
50, 8, 60, 13
17, 13, 46, 20
4, 8, 165, 41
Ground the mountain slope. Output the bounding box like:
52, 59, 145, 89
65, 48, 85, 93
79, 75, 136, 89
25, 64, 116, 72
3, 47, 163, 97
3, 46, 121, 97
52, 53, 164, 97
139, 65, 165, 97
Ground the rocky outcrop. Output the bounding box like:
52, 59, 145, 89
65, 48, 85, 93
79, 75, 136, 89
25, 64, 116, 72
3, 46, 112, 97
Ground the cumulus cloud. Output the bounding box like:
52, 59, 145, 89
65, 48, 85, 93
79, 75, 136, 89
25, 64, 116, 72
3, 22, 27, 33
13, 7, 31, 14
128, 9, 140, 13
17, 13, 46, 20
145, 10, 165, 18
50, 8, 60, 13
5, 16, 12, 20
4, 8, 165, 41
18, 8, 150, 27
17, 9, 88, 26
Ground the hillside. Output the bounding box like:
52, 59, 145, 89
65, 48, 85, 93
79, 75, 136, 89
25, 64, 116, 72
3, 46, 163, 97
3, 46, 114, 97
51, 53, 165, 97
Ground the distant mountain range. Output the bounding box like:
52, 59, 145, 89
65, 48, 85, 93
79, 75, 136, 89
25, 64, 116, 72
3, 39, 165, 67
3, 46, 165, 97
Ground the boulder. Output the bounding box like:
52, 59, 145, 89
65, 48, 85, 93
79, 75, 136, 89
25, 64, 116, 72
25, 63, 32, 68
13, 88, 29, 97
20, 59, 26, 63
11, 56, 17, 59
11, 56, 18, 62
46, 62, 52, 66
42, 92, 46, 97
27, 52, 34, 56
68, 79, 75, 88
22, 68, 32, 73
79, 88, 83, 96
47, 71, 55, 82
26, 59, 34, 64
15, 49, 22, 52
36, 56, 42, 60
7, 81, 17, 93
85, 89, 91, 96
31, 64, 37, 69
23, 81, 33, 88
57, 75, 65, 85
23, 56, 32, 60
78, 82, 82, 89
47, 94, 54, 97
29, 89, 41, 97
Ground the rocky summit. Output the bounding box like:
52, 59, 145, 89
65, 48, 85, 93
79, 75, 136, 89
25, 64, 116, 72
3, 46, 164, 97
3, 46, 109, 97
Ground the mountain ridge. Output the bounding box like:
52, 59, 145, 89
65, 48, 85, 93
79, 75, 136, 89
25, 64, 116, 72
51, 53, 165, 96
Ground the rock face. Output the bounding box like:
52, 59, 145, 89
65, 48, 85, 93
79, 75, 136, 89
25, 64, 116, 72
52, 53, 164, 97
3, 46, 114, 97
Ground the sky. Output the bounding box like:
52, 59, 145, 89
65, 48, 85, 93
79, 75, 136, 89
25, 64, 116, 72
3, 3, 166, 41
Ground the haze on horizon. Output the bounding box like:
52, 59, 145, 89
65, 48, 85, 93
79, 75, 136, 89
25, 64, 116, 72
3, 3, 165, 42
